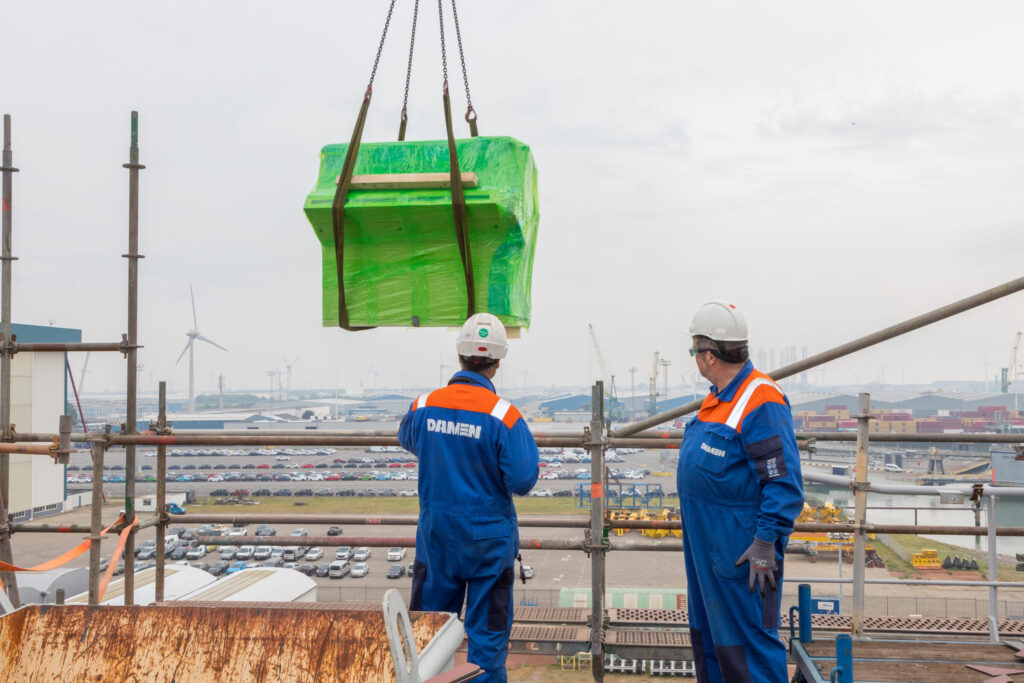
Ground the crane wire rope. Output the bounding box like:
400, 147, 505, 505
398, 0, 420, 141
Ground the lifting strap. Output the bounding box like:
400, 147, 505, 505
443, 83, 476, 318
331, 89, 376, 331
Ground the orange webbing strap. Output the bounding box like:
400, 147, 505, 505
97, 515, 139, 603
0, 514, 127, 573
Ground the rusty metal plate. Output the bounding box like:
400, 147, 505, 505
605, 629, 691, 647
607, 608, 687, 626
171, 600, 389, 612
0, 604, 452, 682
510, 624, 589, 642
513, 607, 588, 624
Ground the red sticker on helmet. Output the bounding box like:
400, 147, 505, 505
478, 346, 487, 352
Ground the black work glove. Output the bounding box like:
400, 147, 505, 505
734, 538, 777, 595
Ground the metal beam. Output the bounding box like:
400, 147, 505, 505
615, 274, 1024, 437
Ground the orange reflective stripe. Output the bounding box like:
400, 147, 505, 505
733, 383, 786, 432
426, 384, 500, 415
502, 405, 522, 429
421, 383, 522, 428
696, 370, 785, 430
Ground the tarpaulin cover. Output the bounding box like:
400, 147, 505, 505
304, 136, 538, 328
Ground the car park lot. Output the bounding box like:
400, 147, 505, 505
65, 444, 678, 501
41, 442, 692, 595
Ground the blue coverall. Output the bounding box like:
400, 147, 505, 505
399, 370, 539, 682
676, 361, 804, 683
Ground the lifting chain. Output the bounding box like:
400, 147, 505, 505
436, 0, 449, 86
367, 0, 399, 94
398, 0, 420, 141
449, 0, 478, 136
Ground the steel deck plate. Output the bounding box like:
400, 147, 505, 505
513, 607, 588, 624
607, 608, 687, 626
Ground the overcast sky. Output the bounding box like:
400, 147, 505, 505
3, 1, 1023, 398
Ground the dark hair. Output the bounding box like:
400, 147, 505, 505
459, 355, 499, 373
692, 335, 749, 365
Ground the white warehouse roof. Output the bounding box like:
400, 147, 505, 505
176, 568, 317, 603
66, 566, 215, 606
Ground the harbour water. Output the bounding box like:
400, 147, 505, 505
805, 481, 1024, 556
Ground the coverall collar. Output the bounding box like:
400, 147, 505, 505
448, 369, 496, 393
708, 360, 754, 403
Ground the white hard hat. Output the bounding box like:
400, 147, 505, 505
689, 301, 748, 342
457, 313, 509, 360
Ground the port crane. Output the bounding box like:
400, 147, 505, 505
649, 351, 660, 415
588, 324, 622, 419
1003, 332, 1022, 413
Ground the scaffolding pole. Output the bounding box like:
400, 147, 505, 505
852, 393, 870, 636
0, 114, 19, 605
155, 381, 166, 602
87, 442, 105, 606
589, 381, 606, 682
122, 111, 143, 604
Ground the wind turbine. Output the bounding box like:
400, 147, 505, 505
175, 286, 227, 413
284, 358, 299, 400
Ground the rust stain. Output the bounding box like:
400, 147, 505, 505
0, 604, 451, 682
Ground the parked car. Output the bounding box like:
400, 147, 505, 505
335, 547, 353, 560
386, 547, 407, 561
254, 526, 276, 537
305, 548, 324, 561
529, 489, 553, 497
209, 561, 230, 576
185, 546, 206, 560
235, 545, 255, 560
219, 547, 237, 561
352, 547, 371, 562
296, 564, 316, 576
316, 563, 332, 578
326, 526, 343, 536
226, 561, 247, 575
328, 561, 350, 579
386, 564, 406, 579
350, 562, 369, 578
290, 528, 308, 537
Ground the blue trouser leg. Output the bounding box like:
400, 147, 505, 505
682, 503, 789, 683
684, 519, 723, 683
463, 565, 515, 682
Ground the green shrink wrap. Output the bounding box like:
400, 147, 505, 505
304, 136, 538, 329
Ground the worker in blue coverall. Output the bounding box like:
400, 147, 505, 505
677, 301, 804, 683
399, 313, 539, 682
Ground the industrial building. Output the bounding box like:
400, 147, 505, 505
5, 323, 79, 522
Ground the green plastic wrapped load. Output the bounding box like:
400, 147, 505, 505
304, 136, 538, 329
